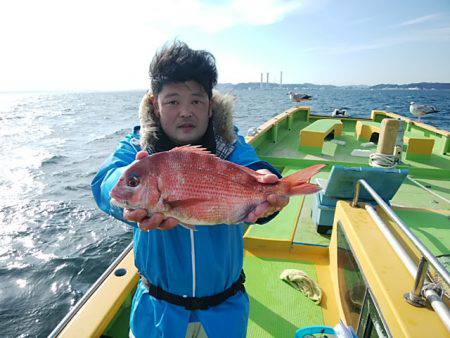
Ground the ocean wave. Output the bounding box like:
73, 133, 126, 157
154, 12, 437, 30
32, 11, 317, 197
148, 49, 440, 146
63, 183, 90, 191
87, 128, 130, 144
41, 154, 68, 166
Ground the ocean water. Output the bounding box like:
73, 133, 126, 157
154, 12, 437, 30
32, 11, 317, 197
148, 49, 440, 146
0, 88, 449, 337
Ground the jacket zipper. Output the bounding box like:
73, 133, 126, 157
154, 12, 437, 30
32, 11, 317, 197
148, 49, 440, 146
190, 229, 196, 297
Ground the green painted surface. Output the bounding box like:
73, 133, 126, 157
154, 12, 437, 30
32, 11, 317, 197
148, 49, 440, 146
393, 209, 450, 256
392, 178, 450, 211
246, 167, 307, 240
103, 291, 134, 337
254, 115, 450, 177
245, 256, 323, 337
301, 118, 341, 132
359, 121, 380, 127
294, 194, 331, 246
251, 112, 449, 246
246, 167, 332, 246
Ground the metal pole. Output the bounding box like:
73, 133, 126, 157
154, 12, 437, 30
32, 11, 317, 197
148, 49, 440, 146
352, 182, 361, 207
405, 256, 428, 307
365, 204, 417, 276
365, 203, 450, 328
356, 179, 449, 284
424, 289, 450, 332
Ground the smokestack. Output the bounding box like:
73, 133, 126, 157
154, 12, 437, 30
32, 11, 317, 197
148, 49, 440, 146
266, 73, 269, 84
280, 71, 283, 85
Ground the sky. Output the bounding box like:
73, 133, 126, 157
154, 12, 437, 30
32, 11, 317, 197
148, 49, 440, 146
0, 0, 449, 91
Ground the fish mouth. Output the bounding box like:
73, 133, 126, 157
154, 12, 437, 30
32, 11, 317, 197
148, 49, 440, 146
110, 198, 137, 210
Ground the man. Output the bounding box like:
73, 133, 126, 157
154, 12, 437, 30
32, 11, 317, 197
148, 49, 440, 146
92, 41, 288, 338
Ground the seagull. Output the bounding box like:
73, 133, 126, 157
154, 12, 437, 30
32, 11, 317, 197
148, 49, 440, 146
332, 107, 350, 118
409, 102, 439, 122
288, 92, 312, 102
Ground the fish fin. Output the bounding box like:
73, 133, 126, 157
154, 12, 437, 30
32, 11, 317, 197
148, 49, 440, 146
165, 198, 208, 209
169, 145, 212, 155
282, 164, 326, 196
236, 165, 267, 181
288, 182, 322, 195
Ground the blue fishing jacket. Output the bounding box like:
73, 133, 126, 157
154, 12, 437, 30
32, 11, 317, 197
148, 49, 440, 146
91, 126, 280, 338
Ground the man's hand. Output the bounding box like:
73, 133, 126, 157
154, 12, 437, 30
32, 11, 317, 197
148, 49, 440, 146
123, 150, 180, 231
124, 209, 180, 231
243, 169, 289, 223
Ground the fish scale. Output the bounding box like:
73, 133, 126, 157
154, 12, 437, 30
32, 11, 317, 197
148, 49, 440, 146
110, 146, 326, 225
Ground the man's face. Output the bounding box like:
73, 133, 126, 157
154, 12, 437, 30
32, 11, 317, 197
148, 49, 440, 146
154, 81, 212, 145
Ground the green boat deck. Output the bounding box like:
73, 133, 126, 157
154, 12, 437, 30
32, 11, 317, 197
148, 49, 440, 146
245, 166, 449, 247
245, 256, 323, 337
243, 109, 449, 337
253, 116, 450, 177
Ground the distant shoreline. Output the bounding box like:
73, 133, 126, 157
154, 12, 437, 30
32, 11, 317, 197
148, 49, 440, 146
2, 82, 450, 94
217, 82, 450, 91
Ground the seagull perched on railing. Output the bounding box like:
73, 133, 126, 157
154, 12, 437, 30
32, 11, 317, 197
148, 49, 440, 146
288, 92, 312, 102
409, 102, 439, 122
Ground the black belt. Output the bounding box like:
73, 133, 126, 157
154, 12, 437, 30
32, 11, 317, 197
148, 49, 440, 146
141, 271, 246, 310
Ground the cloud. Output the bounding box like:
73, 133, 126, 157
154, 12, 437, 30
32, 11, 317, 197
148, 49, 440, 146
398, 13, 442, 27
150, 0, 305, 33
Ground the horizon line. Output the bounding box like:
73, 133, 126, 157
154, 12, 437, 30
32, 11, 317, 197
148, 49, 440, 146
1, 81, 449, 94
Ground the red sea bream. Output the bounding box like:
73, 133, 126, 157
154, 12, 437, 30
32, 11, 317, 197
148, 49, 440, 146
110, 146, 325, 225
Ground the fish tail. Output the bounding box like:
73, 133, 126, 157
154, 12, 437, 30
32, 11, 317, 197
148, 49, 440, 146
282, 164, 326, 196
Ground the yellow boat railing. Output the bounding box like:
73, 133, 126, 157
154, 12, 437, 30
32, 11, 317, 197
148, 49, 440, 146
352, 179, 450, 331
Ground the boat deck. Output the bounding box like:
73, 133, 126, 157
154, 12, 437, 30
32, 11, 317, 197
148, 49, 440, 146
254, 118, 449, 175
245, 256, 323, 337
243, 111, 449, 336
248, 112, 449, 248
245, 167, 449, 247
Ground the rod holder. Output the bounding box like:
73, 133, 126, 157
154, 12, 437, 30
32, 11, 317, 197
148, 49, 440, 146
404, 257, 428, 307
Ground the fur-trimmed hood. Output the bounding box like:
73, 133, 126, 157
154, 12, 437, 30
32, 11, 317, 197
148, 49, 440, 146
139, 90, 237, 150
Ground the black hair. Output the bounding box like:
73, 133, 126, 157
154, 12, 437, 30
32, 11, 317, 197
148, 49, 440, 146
149, 41, 217, 99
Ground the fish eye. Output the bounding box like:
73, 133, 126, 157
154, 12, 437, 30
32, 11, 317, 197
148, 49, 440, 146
127, 175, 140, 187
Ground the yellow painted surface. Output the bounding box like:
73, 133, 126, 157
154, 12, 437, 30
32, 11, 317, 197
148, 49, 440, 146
299, 131, 326, 147
335, 123, 343, 136
404, 136, 435, 155
58, 250, 139, 338
244, 237, 328, 261
315, 260, 341, 326
299, 120, 343, 148
355, 121, 381, 141
371, 110, 450, 137
332, 201, 449, 337
355, 117, 435, 155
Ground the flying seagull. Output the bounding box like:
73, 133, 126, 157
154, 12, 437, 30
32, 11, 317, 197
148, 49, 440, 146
288, 92, 312, 102
409, 102, 439, 122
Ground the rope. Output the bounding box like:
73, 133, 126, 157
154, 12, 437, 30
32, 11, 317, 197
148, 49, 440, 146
407, 176, 450, 205
369, 152, 399, 168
